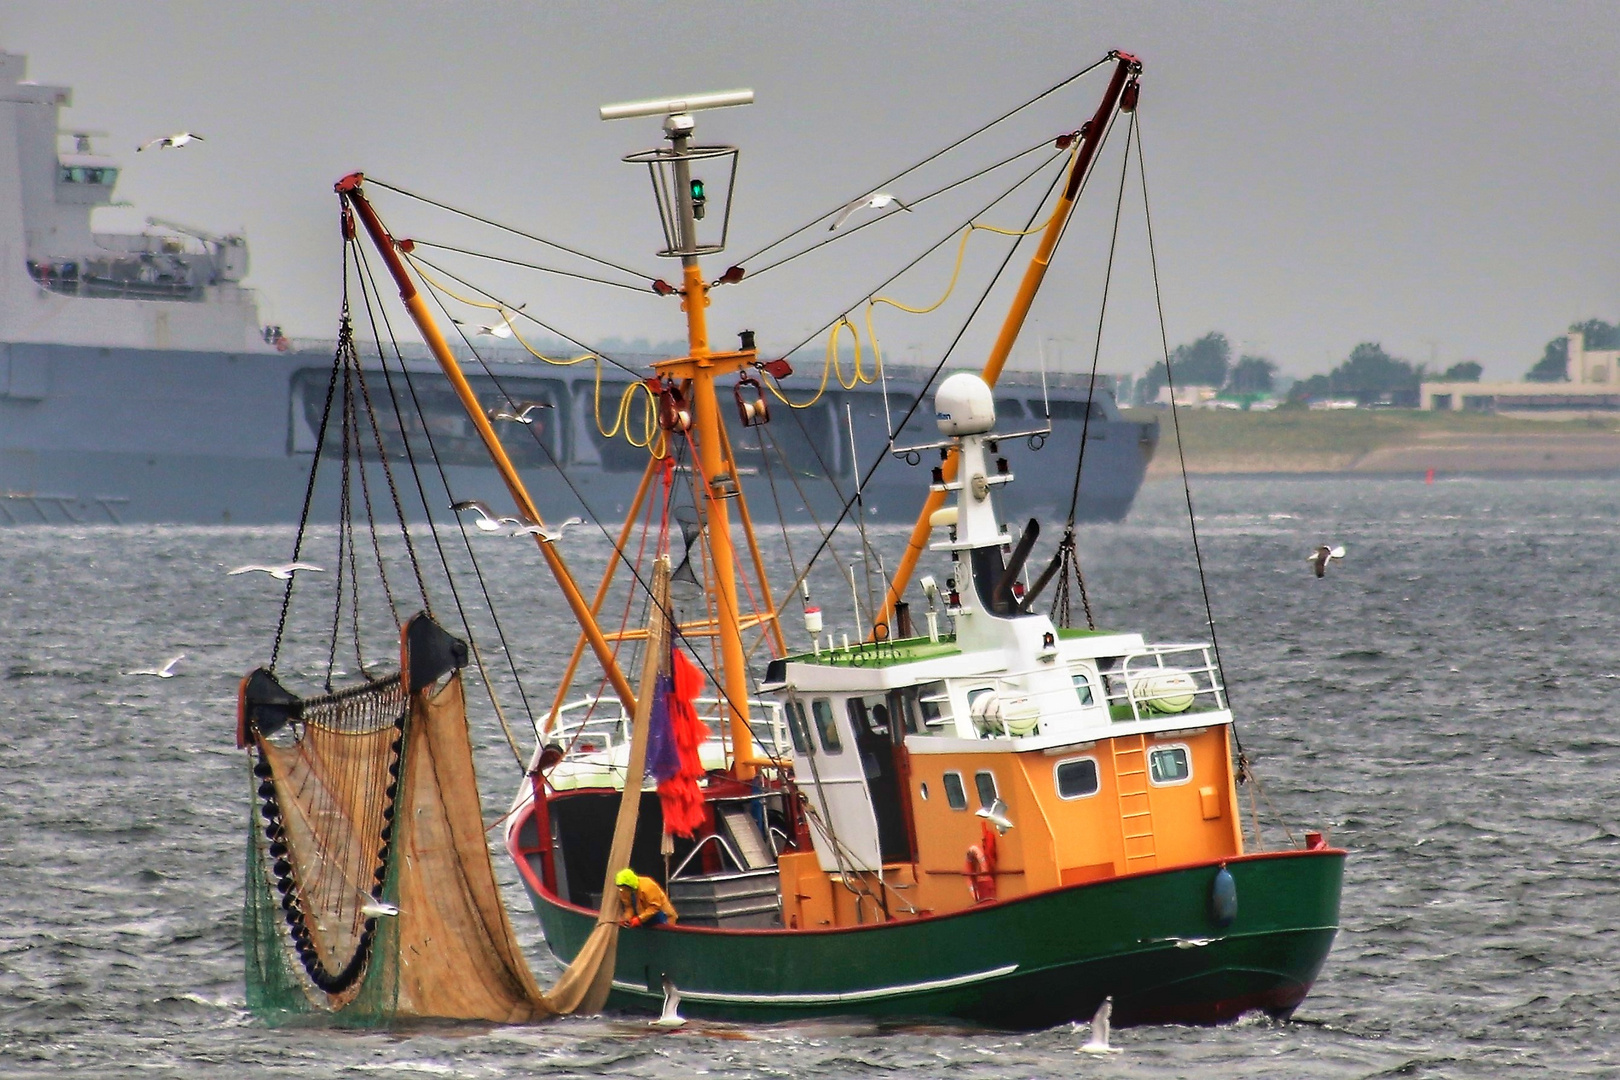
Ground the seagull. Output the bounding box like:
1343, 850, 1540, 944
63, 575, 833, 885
1080, 996, 1120, 1054
487, 401, 553, 424
509, 516, 584, 542
125, 653, 185, 678
1307, 544, 1346, 578
653, 975, 686, 1029
451, 499, 521, 532
228, 562, 325, 580
829, 191, 911, 231
360, 901, 399, 918
137, 132, 204, 152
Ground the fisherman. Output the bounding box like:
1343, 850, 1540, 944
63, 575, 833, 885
615, 868, 677, 928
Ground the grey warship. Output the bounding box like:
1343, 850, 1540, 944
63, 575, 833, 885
0, 51, 1157, 525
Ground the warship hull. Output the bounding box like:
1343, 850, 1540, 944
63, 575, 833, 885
0, 341, 1157, 525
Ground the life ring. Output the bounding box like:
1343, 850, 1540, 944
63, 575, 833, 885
965, 844, 996, 903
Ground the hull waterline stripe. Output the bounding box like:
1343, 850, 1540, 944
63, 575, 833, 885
611, 963, 1019, 1005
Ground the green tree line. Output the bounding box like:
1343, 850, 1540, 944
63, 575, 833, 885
1136, 318, 1619, 406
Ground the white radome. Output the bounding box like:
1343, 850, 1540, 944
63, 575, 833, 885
935, 372, 997, 436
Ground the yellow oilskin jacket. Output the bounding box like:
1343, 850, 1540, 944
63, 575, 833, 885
620, 877, 678, 926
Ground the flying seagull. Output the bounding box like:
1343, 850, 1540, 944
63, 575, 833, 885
1080, 996, 1120, 1054
487, 401, 553, 424
451, 499, 521, 532
829, 191, 911, 231
125, 653, 185, 678
1308, 545, 1346, 578
229, 562, 325, 580
360, 901, 399, 918
509, 516, 584, 542
137, 132, 204, 152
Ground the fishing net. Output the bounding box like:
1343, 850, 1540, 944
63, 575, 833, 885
240, 614, 553, 1026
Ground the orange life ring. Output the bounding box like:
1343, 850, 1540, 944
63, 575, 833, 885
965, 844, 996, 903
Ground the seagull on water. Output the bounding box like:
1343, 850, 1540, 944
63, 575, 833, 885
1080, 996, 1120, 1054
509, 516, 584, 542
487, 401, 553, 424
829, 191, 911, 231
1307, 545, 1346, 578
125, 654, 185, 678
229, 562, 326, 580
451, 499, 521, 532
137, 132, 204, 152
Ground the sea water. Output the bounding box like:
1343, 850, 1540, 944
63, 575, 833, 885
2, 476, 1617, 1077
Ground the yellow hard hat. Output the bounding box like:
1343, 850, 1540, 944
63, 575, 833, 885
614, 868, 639, 889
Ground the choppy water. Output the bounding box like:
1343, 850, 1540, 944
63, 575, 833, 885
3, 476, 1618, 1077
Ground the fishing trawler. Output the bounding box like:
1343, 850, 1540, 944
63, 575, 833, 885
236, 50, 1341, 1031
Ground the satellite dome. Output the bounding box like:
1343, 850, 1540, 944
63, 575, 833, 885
935, 373, 996, 436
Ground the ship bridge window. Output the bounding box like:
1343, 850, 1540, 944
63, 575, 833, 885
974, 770, 999, 809
1072, 673, 1095, 706
786, 701, 811, 755
1044, 399, 1101, 421
1055, 757, 1100, 799
995, 397, 1026, 419
58, 165, 116, 185
1149, 745, 1192, 786
942, 771, 968, 810
811, 698, 842, 755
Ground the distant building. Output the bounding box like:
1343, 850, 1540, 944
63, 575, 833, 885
1420, 333, 1620, 417
1153, 384, 1220, 408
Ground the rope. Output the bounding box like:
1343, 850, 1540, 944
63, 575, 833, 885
744, 137, 1062, 281
764, 147, 1069, 404
778, 156, 1072, 603
734, 56, 1111, 267
406, 254, 667, 452
1134, 113, 1248, 771
406, 239, 654, 293
353, 242, 533, 769
270, 299, 346, 672
363, 175, 655, 285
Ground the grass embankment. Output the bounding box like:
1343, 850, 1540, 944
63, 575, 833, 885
1122, 408, 1620, 477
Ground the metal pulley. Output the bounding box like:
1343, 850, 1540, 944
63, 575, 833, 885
733, 373, 769, 427
658, 381, 693, 432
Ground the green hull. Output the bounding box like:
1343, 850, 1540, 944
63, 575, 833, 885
518, 848, 1344, 1029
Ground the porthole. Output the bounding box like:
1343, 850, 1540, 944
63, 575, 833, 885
1054, 757, 1099, 799
1148, 745, 1192, 786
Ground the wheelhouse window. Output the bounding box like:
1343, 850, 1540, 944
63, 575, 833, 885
1055, 757, 1099, 799
787, 701, 811, 755
942, 771, 968, 810
1072, 673, 1095, 706
1149, 745, 1191, 785
811, 698, 842, 754
974, 770, 999, 809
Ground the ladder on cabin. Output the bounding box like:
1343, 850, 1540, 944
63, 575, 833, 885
1112, 734, 1158, 869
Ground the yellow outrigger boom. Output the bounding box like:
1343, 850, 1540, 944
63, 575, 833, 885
878, 51, 1141, 634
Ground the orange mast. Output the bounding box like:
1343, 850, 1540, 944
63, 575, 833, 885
878, 52, 1141, 633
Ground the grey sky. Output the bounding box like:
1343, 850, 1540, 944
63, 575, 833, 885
7, 1, 1617, 381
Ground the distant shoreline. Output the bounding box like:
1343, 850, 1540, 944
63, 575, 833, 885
1126, 408, 1620, 478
